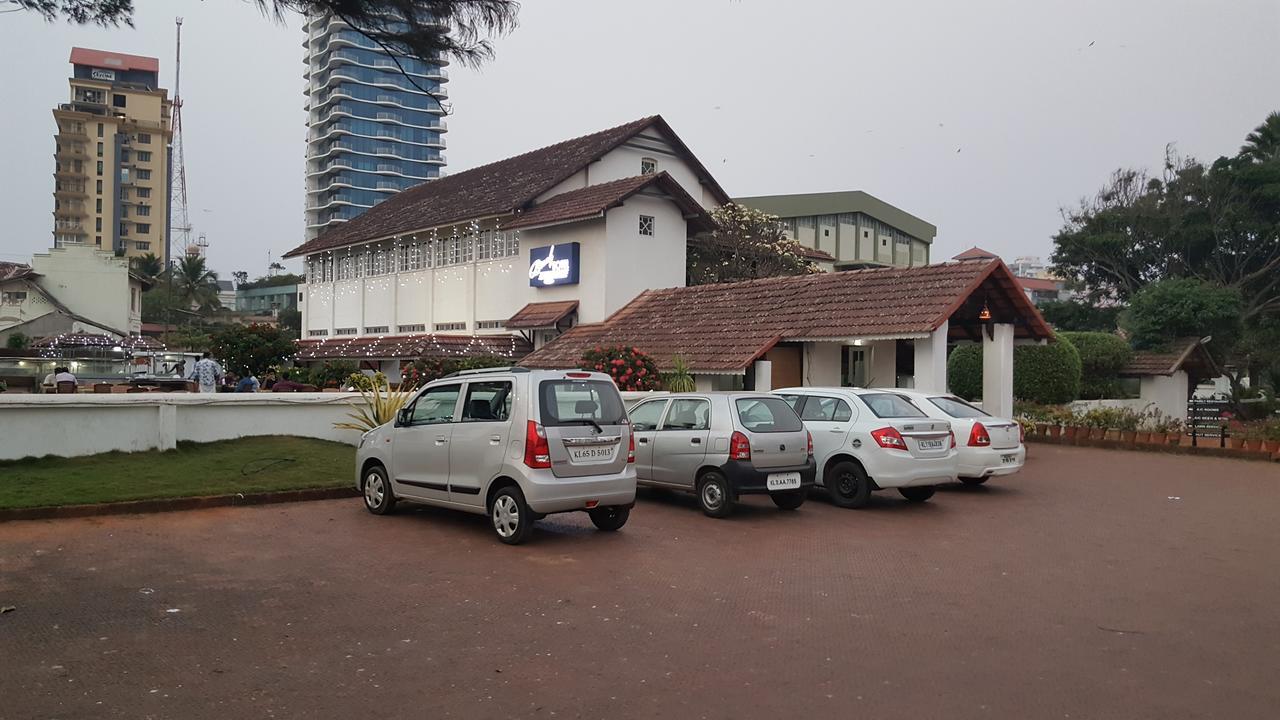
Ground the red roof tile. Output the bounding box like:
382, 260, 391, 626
1122, 338, 1217, 376
953, 246, 1000, 260
521, 259, 1054, 373
798, 246, 836, 262
0, 262, 36, 283
1016, 276, 1061, 292
294, 333, 531, 361
503, 172, 714, 232
70, 47, 159, 74
506, 301, 579, 330
284, 116, 730, 258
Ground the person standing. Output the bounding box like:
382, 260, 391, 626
236, 373, 261, 393
189, 352, 223, 394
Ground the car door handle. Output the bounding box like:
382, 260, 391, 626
690, 437, 702, 445
638, 438, 649, 445
434, 436, 448, 445
829, 429, 845, 433
489, 435, 502, 444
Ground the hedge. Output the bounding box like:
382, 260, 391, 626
1058, 331, 1132, 400
947, 335, 1082, 405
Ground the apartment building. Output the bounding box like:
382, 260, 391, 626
303, 13, 449, 239
52, 48, 172, 261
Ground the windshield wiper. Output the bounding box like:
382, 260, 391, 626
561, 418, 604, 433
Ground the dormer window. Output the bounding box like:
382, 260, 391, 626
640, 157, 657, 175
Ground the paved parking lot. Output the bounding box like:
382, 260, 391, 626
2, 445, 1278, 720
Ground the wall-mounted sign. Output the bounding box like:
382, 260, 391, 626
528, 242, 580, 287
90, 68, 116, 82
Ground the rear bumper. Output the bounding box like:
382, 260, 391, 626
522, 467, 638, 514
719, 458, 817, 495
862, 450, 958, 489
958, 445, 1025, 479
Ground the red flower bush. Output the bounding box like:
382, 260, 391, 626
580, 345, 660, 391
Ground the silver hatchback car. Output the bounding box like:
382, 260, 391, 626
628, 392, 816, 517
355, 368, 637, 544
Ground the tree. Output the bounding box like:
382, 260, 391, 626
1120, 278, 1242, 353
268, 262, 286, 277
1037, 299, 1123, 332
1240, 111, 1280, 164
6, 331, 31, 349
1058, 331, 1132, 399
232, 270, 249, 287
687, 203, 820, 285
173, 256, 222, 313
209, 324, 297, 377
130, 253, 164, 281
278, 308, 302, 340
168, 326, 211, 352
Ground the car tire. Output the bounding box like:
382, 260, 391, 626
588, 505, 630, 532
697, 471, 734, 518
771, 490, 806, 510
826, 460, 872, 509
362, 464, 396, 515
960, 476, 989, 486
899, 486, 936, 503
490, 485, 534, 545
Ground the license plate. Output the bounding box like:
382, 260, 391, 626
918, 439, 945, 451
766, 472, 802, 491
1001, 454, 1018, 464
568, 446, 616, 463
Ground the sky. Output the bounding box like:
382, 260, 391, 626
1, 0, 1276, 280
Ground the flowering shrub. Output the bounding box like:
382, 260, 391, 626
580, 345, 660, 391
400, 355, 509, 387
687, 203, 822, 285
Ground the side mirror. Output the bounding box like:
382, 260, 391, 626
396, 407, 412, 427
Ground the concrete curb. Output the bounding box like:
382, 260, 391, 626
1028, 435, 1279, 463
0, 486, 360, 523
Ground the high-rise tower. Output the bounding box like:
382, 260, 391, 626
303, 14, 448, 240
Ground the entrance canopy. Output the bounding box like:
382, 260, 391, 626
521, 258, 1053, 373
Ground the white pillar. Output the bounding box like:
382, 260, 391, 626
157, 403, 177, 451
982, 323, 1015, 418
753, 360, 773, 391
869, 341, 897, 389
913, 321, 948, 393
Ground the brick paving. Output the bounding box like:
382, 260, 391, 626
1, 445, 1278, 719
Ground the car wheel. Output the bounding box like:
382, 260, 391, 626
362, 464, 396, 515
491, 486, 534, 545
960, 476, 989, 486
588, 505, 630, 532
771, 490, 806, 511
826, 460, 872, 509
899, 486, 936, 502
697, 471, 734, 518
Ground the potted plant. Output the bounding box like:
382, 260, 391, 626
1241, 423, 1266, 452
1263, 420, 1280, 455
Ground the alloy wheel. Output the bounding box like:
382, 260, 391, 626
364, 473, 384, 509
493, 495, 520, 538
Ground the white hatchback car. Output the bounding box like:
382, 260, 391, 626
890, 390, 1025, 485
775, 387, 958, 508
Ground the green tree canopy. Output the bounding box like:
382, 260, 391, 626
209, 324, 297, 377
1120, 278, 1243, 353
173, 256, 222, 313
687, 203, 820, 285
129, 253, 164, 281
1037, 299, 1123, 332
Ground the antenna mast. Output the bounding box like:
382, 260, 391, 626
169, 17, 195, 262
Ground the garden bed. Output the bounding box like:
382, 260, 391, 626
1025, 428, 1279, 462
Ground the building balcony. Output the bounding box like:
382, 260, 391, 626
57, 126, 89, 141
53, 221, 87, 234
56, 145, 89, 159
54, 182, 88, 198
54, 204, 89, 218
54, 165, 88, 179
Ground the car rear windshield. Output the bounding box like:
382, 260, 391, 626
538, 380, 627, 427
928, 395, 990, 418
734, 397, 804, 433
859, 393, 928, 419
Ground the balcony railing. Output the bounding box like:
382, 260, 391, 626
54, 221, 86, 233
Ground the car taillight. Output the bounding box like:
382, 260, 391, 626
949, 430, 956, 449
1019, 423, 1025, 444
806, 430, 814, 456
565, 372, 591, 378
871, 427, 908, 451
968, 422, 991, 447
627, 431, 635, 463
523, 420, 551, 469
729, 431, 752, 461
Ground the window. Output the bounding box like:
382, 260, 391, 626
434, 322, 466, 332
859, 393, 927, 419
334, 327, 357, 335
97, 142, 104, 157
96, 180, 103, 194
95, 218, 103, 232
96, 123, 104, 138
372, 249, 387, 275
134, 241, 151, 251
537, 380, 627, 426
96, 198, 102, 213
308, 329, 329, 337
137, 151, 152, 162
363, 325, 389, 334
628, 400, 668, 431
798, 396, 853, 423
137, 133, 151, 144
112, 94, 126, 108
397, 323, 426, 333
462, 381, 513, 422
136, 223, 151, 234
734, 397, 804, 433
95, 236, 101, 245
136, 205, 151, 217
137, 169, 151, 180
638, 214, 654, 236
927, 396, 990, 419
409, 384, 460, 425
662, 399, 711, 431
120, 149, 130, 163
1, 291, 28, 304
96, 161, 103, 176
136, 187, 151, 198
119, 223, 129, 236
476, 320, 504, 330
640, 157, 657, 175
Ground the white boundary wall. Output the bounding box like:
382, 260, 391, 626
0, 393, 367, 460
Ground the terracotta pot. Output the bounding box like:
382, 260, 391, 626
1149, 432, 1167, 445
1244, 438, 1265, 451
1089, 427, 1105, 440
1063, 426, 1078, 440
1104, 428, 1121, 441
1135, 431, 1151, 444
1265, 440, 1280, 453
1228, 436, 1245, 449
1167, 431, 1182, 446
1121, 430, 1137, 443
1035, 422, 1049, 437
1048, 425, 1061, 439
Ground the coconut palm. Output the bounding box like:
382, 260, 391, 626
1240, 111, 1280, 163
130, 253, 165, 281
174, 256, 222, 313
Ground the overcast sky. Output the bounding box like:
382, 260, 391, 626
1, 0, 1276, 279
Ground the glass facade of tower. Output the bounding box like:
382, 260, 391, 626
304, 15, 448, 239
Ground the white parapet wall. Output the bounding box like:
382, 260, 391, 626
0, 393, 368, 461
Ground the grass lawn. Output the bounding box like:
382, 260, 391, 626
0, 436, 356, 510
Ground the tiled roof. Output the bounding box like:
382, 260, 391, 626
1122, 338, 1216, 376
294, 333, 532, 361
521, 259, 1054, 373
284, 115, 730, 258
70, 47, 159, 74
1016, 276, 1061, 292
798, 246, 836, 262
953, 246, 1000, 260
0, 262, 36, 283
503, 172, 714, 232
505, 301, 579, 330
32, 333, 162, 350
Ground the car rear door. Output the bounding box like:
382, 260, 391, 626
627, 398, 669, 482
651, 397, 711, 489
537, 376, 630, 478
794, 394, 856, 467
733, 396, 810, 469
447, 378, 515, 507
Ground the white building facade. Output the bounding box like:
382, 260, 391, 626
0, 244, 145, 344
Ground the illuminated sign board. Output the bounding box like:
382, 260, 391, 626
528, 242, 580, 287
90, 69, 116, 82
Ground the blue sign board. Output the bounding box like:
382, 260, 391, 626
528, 242, 580, 287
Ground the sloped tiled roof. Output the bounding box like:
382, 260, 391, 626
506, 301, 579, 330
284, 116, 729, 258
1016, 276, 1061, 292
1122, 338, 1217, 376
0, 261, 36, 283
521, 259, 1054, 373
953, 246, 1000, 260
32, 333, 162, 350
503, 172, 714, 232
294, 333, 532, 361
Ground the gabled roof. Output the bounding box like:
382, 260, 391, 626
954, 246, 1000, 260
1016, 276, 1061, 292
503, 172, 714, 232
506, 301, 579, 330
1122, 338, 1218, 377
294, 333, 531, 361
520, 259, 1054, 373
284, 115, 730, 258
0, 262, 36, 283
70, 47, 159, 74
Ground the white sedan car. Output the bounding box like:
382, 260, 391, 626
775, 387, 958, 508
890, 390, 1025, 485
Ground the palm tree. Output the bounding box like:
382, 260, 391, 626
174, 256, 222, 313
1240, 111, 1280, 163
130, 253, 165, 281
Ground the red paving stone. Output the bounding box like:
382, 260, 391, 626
1, 445, 1278, 719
